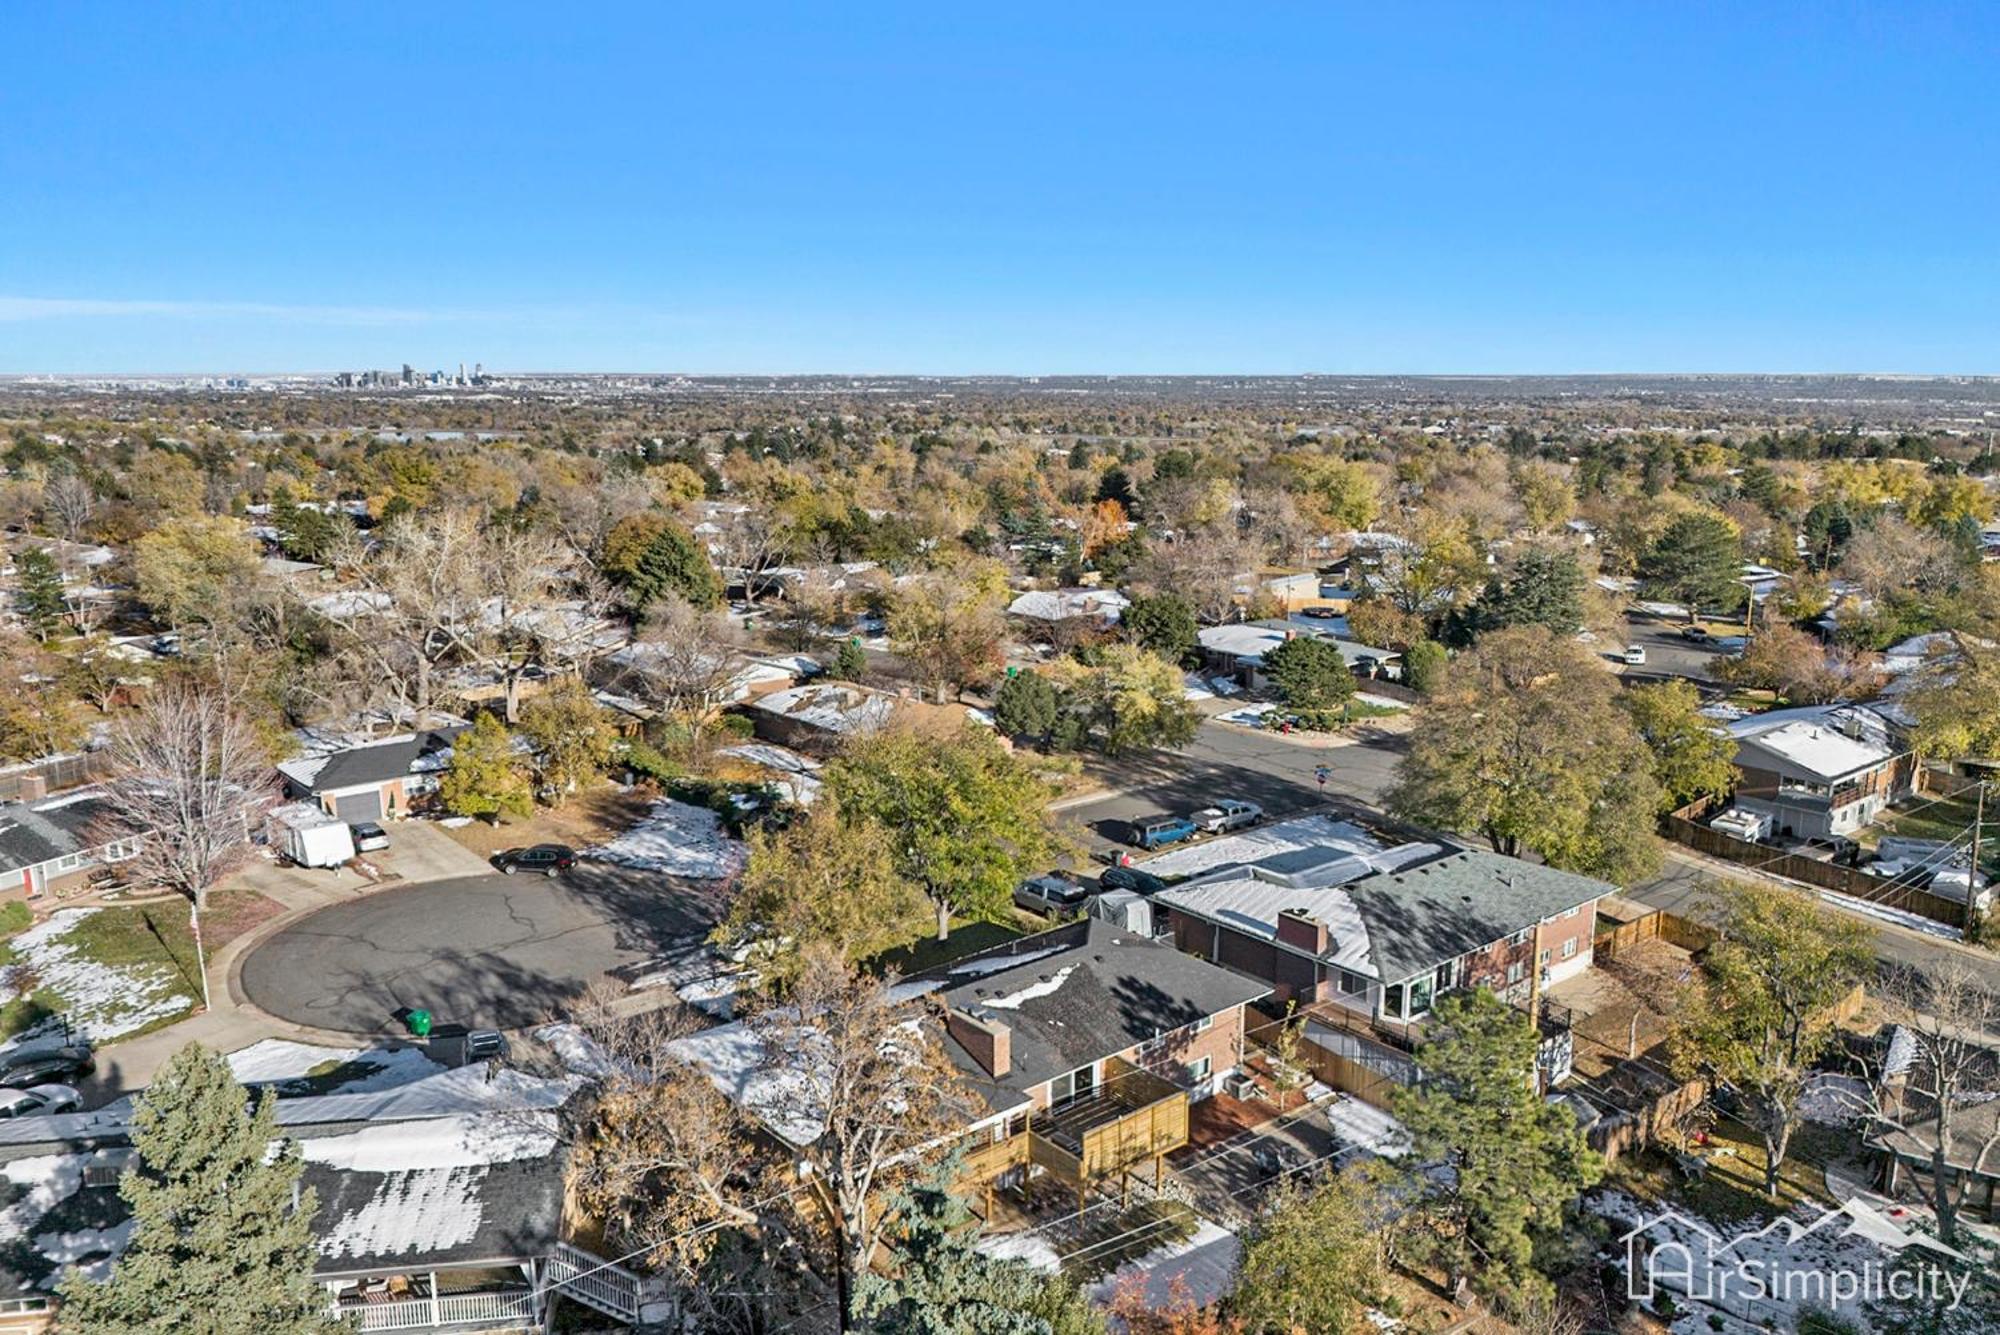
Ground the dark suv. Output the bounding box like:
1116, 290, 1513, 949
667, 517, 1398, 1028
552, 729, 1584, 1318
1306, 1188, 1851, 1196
494, 844, 577, 876
0, 1043, 95, 1089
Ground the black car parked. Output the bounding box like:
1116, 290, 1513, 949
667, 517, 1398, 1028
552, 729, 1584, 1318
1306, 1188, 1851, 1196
494, 844, 577, 876
1098, 865, 1168, 896
0, 1043, 95, 1089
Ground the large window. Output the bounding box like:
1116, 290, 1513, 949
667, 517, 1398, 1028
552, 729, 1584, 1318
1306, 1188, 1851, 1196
1185, 1055, 1211, 1085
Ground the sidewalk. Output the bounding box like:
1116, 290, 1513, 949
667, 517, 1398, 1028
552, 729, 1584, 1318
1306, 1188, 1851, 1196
77, 836, 467, 1104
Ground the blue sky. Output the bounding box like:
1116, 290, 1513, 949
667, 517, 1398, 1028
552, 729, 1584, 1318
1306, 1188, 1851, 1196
2, 3, 1995, 374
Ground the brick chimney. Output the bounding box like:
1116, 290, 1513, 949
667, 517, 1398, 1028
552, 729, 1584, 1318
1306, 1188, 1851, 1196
1275, 908, 1327, 954
947, 1009, 1011, 1079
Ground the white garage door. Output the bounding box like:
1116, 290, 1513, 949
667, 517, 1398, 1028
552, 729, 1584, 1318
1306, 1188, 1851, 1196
333, 791, 382, 824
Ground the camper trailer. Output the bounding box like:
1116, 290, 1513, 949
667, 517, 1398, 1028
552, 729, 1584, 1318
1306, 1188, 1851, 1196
266, 801, 355, 869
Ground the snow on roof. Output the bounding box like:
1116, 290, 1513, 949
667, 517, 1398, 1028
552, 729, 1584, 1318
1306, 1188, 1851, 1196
979, 963, 1078, 1010
1728, 706, 1898, 778
266, 801, 344, 833
747, 683, 896, 735
1006, 588, 1130, 622
300, 1111, 559, 1174
1137, 815, 1388, 879
666, 1019, 828, 1147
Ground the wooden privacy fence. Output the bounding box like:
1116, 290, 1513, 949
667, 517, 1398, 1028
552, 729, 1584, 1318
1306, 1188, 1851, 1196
1593, 906, 1714, 963
1661, 800, 1969, 930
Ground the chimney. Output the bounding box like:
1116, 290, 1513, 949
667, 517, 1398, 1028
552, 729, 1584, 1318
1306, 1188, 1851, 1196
1275, 908, 1328, 955
947, 1008, 1011, 1079
17, 775, 47, 803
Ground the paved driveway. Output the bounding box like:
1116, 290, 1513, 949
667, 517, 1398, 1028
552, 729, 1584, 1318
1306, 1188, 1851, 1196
237, 863, 726, 1035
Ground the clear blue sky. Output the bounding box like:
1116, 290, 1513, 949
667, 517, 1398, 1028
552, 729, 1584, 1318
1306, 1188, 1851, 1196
3, 3, 1995, 375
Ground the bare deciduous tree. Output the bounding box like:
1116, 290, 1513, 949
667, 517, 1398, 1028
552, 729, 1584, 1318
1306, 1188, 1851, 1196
623, 596, 745, 747
1851, 961, 2000, 1245
95, 679, 273, 909
43, 470, 96, 545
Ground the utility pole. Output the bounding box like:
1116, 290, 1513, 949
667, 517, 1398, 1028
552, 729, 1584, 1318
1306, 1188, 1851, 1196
1969, 780, 1986, 942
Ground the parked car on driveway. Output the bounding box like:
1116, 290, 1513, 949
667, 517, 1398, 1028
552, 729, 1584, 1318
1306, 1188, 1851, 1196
349, 821, 391, 853
1129, 816, 1199, 850
1014, 873, 1092, 917
0, 1044, 94, 1089
1192, 800, 1263, 834
0, 1084, 80, 1119
1098, 865, 1169, 896
494, 844, 577, 876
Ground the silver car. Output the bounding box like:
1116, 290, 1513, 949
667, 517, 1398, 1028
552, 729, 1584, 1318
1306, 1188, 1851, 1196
0, 1084, 81, 1120
1193, 800, 1263, 834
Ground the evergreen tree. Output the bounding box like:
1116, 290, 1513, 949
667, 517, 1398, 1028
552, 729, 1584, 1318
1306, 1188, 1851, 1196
1636, 512, 1742, 621
16, 546, 67, 639
1260, 635, 1357, 712
853, 1159, 1101, 1335
1230, 1167, 1393, 1335
1121, 593, 1199, 665
59, 1044, 344, 1334
1402, 639, 1447, 694
1802, 498, 1854, 571
439, 712, 533, 820
600, 513, 723, 609
993, 669, 1060, 743
1391, 991, 1602, 1314
830, 637, 868, 681
1458, 548, 1585, 641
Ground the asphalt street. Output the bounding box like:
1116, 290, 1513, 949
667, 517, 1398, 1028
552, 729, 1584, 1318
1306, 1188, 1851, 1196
239, 863, 725, 1035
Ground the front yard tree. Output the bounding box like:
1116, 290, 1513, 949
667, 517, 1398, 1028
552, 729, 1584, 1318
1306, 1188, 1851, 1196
1392, 990, 1603, 1313
16, 546, 67, 640
1620, 679, 1738, 811
1672, 881, 1872, 1197
993, 668, 1060, 744
827, 727, 1069, 940
1260, 634, 1357, 713
1636, 511, 1742, 621
624, 595, 744, 748
1386, 626, 1663, 883
1122, 592, 1199, 665
720, 800, 928, 983
98, 678, 273, 910
1046, 644, 1201, 754
1460, 546, 1586, 640
517, 676, 616, 805
1229, 1167, 1393, 1335
888, 568, 1008, 703
600, 511, 723, 610
59, 1044, 343, 1334
439, 712, 532, 821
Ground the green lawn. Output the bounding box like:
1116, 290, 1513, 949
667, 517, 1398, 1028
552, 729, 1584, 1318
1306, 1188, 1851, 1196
867, 915, 1033, 977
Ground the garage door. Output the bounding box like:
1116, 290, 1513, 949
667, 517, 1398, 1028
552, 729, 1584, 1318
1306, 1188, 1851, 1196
333, 791, 382, 824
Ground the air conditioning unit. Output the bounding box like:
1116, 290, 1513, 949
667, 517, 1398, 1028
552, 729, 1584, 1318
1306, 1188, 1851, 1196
1224, 1072, 1259, 1101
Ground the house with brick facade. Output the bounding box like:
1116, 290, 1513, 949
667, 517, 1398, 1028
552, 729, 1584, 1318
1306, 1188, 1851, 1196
1156, 828, 1609, 1093
667, 918, 1268, 1211
1725, 703, 1914, 842
276, 727, 464, 825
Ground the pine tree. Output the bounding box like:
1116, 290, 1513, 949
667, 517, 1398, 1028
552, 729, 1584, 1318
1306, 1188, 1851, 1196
853, 1159, 1101, 1335
830, 637, 868, 681
58, 1044, 344, 1334
16, 546, 67, 640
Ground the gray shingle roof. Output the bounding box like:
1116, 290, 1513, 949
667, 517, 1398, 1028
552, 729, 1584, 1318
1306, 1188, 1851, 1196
923, 918, 1269, 1104
287, 728, 463, 795
0, 791, 114, 875
1347, 849, 1607, 983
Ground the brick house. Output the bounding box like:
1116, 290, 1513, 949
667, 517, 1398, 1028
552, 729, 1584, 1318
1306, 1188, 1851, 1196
275, 727, 464, 825
1156, 833, 1610, 1091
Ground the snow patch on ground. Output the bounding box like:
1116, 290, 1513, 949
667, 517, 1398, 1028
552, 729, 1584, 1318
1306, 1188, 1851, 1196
1818, 889, 1962, 941
227, 1039, 444, 1095
584, 800, 747, 880
977, 1231, 1061, 1273
228, 1039, 361, 1083
0, 908, 194, 1042
1324, 1094, 1413, 1159
1216, 703, 1278, 727
1088, 1220, 1241, 1316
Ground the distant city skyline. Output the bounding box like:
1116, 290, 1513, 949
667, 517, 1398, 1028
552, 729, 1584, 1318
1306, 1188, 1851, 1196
4, 4, 1996, 375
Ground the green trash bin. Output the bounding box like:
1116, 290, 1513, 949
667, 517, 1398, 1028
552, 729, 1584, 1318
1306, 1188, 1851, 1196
406, 1008, 433, 1038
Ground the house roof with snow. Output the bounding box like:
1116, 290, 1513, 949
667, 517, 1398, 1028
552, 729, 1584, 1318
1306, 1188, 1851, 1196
0, 1057, 576, 1298
1195, 620, 1397, 668
1157, 820, 1610, 986
1006, 588, 1130, 623
1726, 704, 1905, 782
743, 683, 895, 737
276, 727, 464, 796
0, 788, 118, 876
924, 918, 1270, 1108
